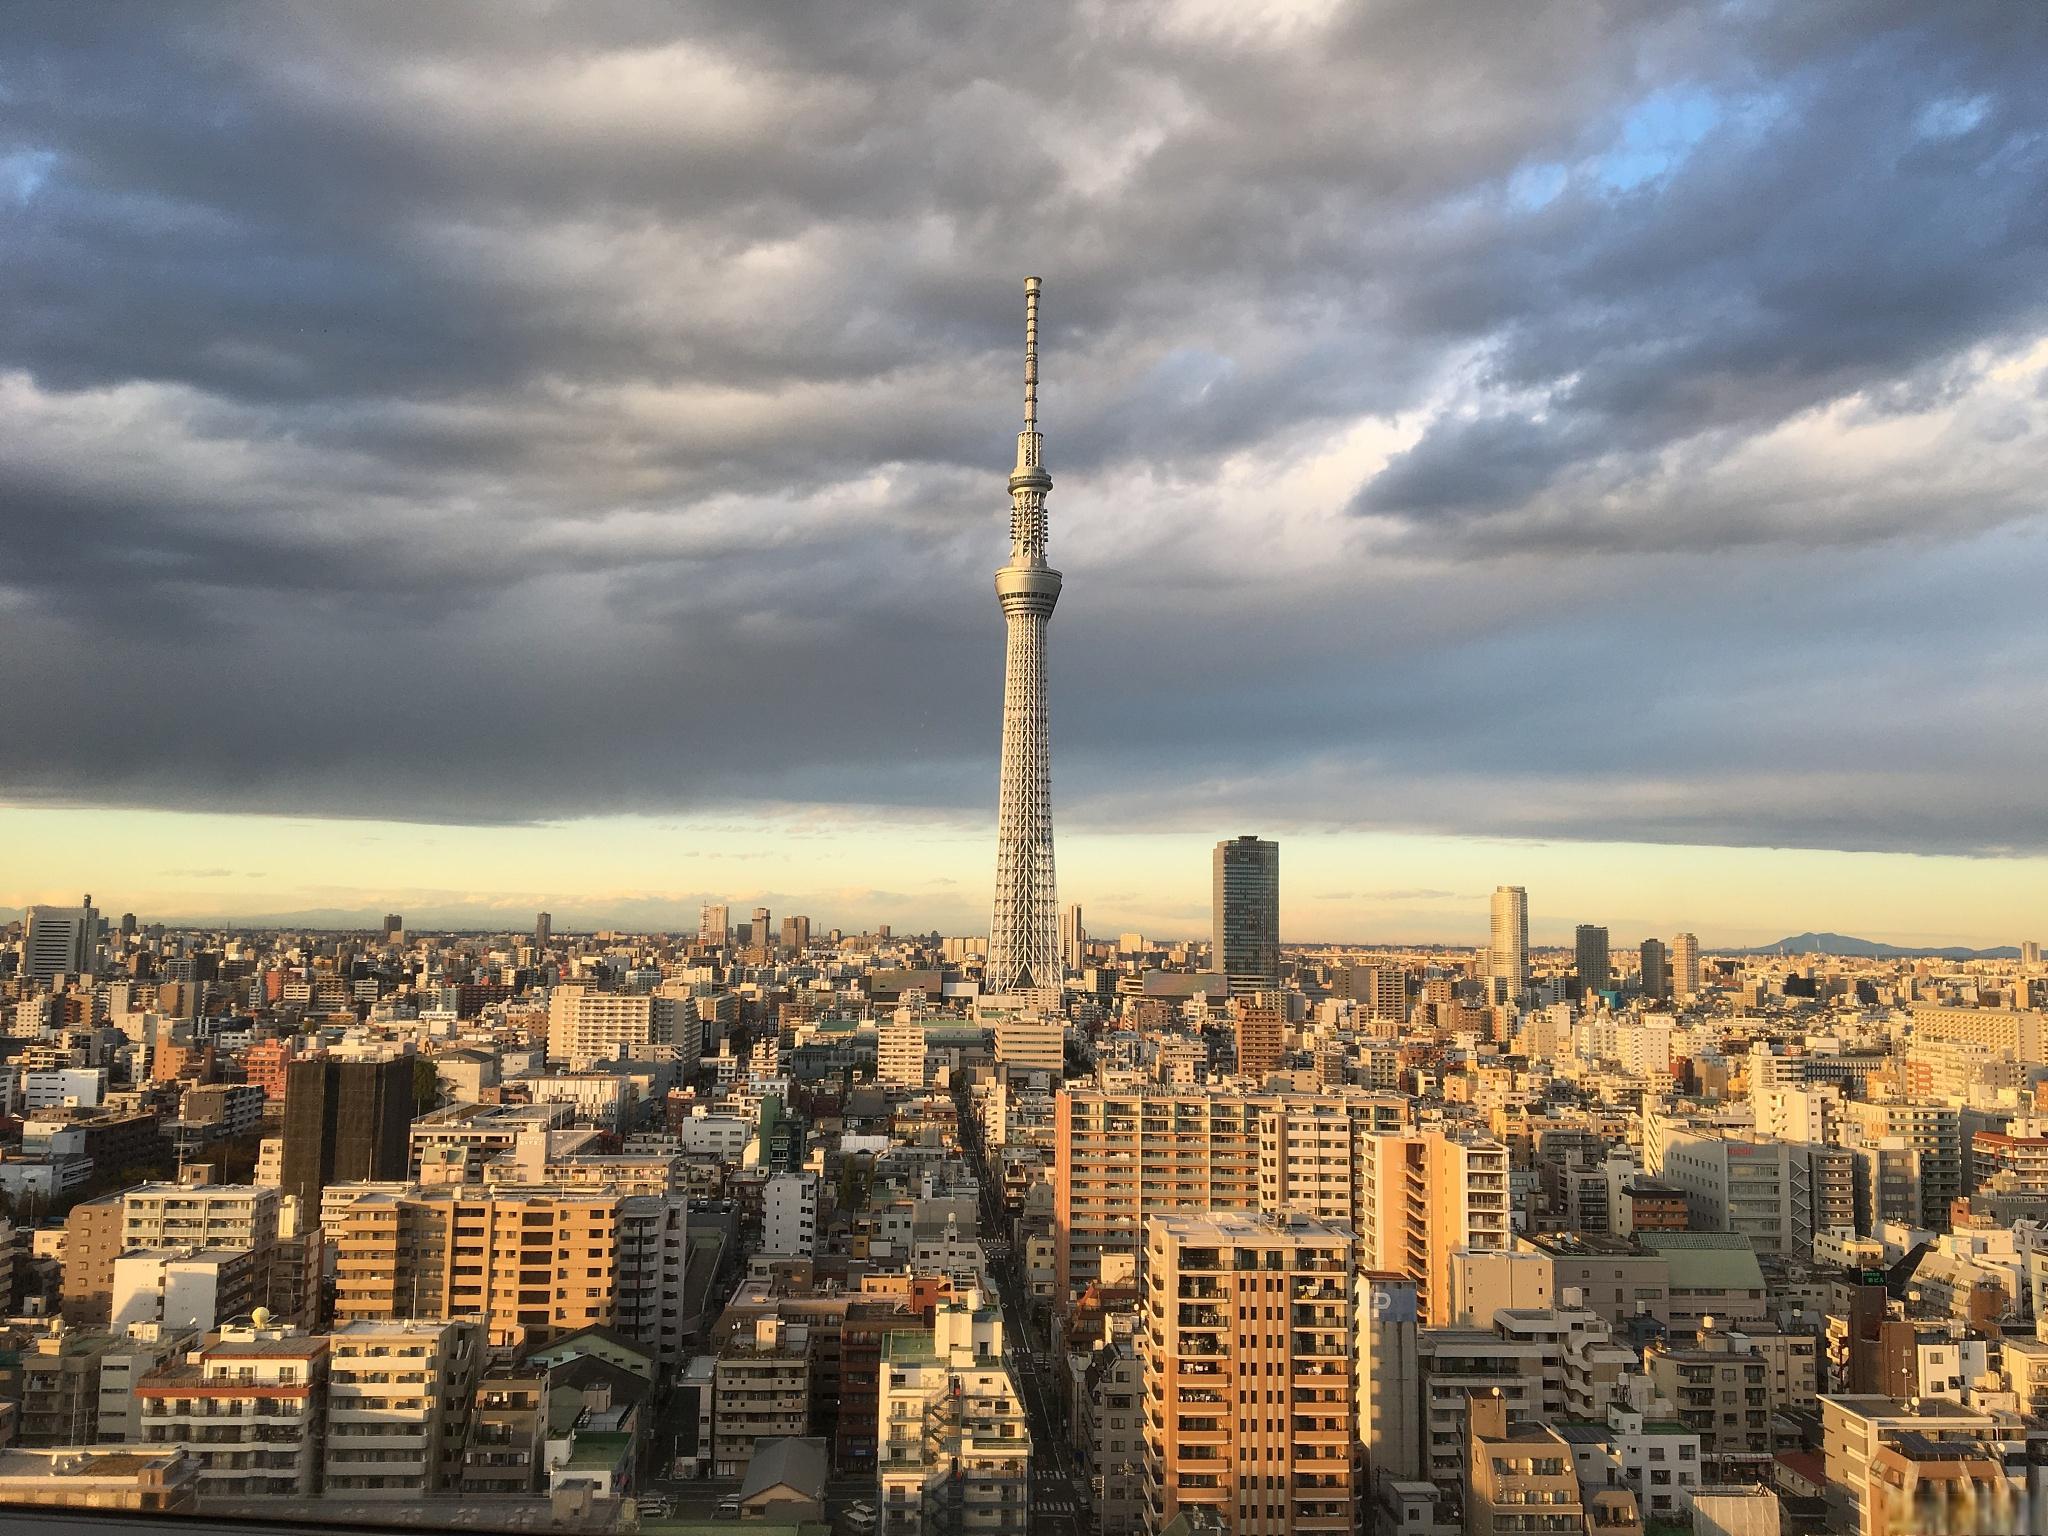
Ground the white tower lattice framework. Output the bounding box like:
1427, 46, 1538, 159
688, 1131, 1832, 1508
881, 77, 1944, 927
986, 277, 1062, 996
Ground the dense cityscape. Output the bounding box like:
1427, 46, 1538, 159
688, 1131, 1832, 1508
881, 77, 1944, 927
0, 281, 2035, 1536
0, 881, 2043, 1536
7, 6, 2047, 1536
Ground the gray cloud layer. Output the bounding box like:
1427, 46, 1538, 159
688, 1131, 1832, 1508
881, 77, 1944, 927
3, 1, 2047, 853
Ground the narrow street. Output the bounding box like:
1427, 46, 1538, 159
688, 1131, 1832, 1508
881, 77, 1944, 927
963, 1098, 1092, 1536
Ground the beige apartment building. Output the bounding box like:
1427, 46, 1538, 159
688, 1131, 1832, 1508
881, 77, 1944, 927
1910, 1002, 2043, 1059
714, 1315, 812, 1480
323, 1319, 482, 1498
1141, 1212, 1356, 1536
545, 985, 690, 1068
1051, 1088, 1416, 1299
331, 1186, 687, 1362
1355, 1132, 1511, 1326
66, 1181, 282, 1325
993, 1011, 1064, 1074
1464, 1393, 1592, 1536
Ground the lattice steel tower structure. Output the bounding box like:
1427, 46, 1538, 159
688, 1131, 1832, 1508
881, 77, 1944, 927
986, 277, 1062, 996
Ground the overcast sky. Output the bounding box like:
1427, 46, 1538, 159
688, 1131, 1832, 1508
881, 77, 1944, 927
4, 2, 2046, 944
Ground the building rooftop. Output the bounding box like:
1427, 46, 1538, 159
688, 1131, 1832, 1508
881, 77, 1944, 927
1638, 1233, 1767, 1289
1524, 1232, 1649, 1258
739, 1436, 829, 1502
562, 1431, 634, 1469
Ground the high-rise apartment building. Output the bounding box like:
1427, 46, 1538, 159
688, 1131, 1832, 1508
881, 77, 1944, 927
24, 900, 97, 982
751, 906, 772, 948
1213, 836, 1281, 996
1353, 1131, 1512, 1325
1060, 902, 1085, 974
532, 911, 551, 949
382, 912, 403, 940
545, 985, 689, 1068
323, 1319, 482, 1497
1336, 962, 1409, 1023
1575, 924, 1611, 996
877, 1012, 929, 1089
1231, 995, 1287, 1083
1141, 1212, 1356, 1536
135, 1323, 328, 1499
279, 1055, 412, 1228
1841, 1100, 1963, 1231
1672, 931, 1701, 1000
986, 277, 1062, 999
1640, 938, 1670, 1001
1051, 1088, 1417, 1299
877, 1294, 1031, 1536
330, 1186, 688, 1363
699, 904, 730, 946
1488, 886, 1529, 997
779, 914, 811, 953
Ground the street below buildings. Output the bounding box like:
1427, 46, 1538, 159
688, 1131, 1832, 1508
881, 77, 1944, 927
962, 1095, 1092, 1536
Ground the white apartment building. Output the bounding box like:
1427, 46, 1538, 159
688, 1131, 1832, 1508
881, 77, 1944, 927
878, 1294, 1031, 1536
878, 1013, 930, 1089
544, 985, 690, 1069
21, 1068, 108, 1112
121, 1182, 280, 1254
762, 1171, 820, 1259
324, 1319, 482, 1498
136, 1324, 329, 1498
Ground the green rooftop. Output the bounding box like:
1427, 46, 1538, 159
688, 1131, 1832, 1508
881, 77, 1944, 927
563, 1431, 633, 1469
1639, 1232, 1767, 1289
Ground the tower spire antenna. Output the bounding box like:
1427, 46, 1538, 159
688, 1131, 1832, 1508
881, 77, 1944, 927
1023, 275, 1040, 432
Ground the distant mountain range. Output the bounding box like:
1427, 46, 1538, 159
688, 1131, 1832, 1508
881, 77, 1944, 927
1743, 931, 2021, 961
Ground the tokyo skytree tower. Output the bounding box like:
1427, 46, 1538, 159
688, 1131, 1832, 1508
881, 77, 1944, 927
985, 277, 1062, 996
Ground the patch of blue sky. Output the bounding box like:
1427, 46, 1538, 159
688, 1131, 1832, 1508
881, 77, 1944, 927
1596, 86, 1722, 192
0, 148, 58, 206
1507, 161, 1569, 213
1915, 95, 1989, 141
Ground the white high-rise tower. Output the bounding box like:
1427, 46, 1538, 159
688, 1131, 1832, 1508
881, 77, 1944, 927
986, 277, 1061, 997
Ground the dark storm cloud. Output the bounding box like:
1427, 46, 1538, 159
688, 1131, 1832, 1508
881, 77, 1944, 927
2, 0, 2047, 854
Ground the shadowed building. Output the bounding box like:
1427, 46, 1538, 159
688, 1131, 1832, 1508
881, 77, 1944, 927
279, 1055, 412, 1218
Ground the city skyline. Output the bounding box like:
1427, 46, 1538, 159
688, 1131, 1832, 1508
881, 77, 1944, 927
4, 8, 2047, 950
1, 802, 2041, 951
4, 6, 2046, 1533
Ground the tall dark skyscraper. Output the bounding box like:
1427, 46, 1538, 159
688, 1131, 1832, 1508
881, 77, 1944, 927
534, 911, 552, 950
1212, 835, 1281, 995
280, 1055, 413, 1216
1575, 924, 1611, 997
1640, 938, 1670, 1002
